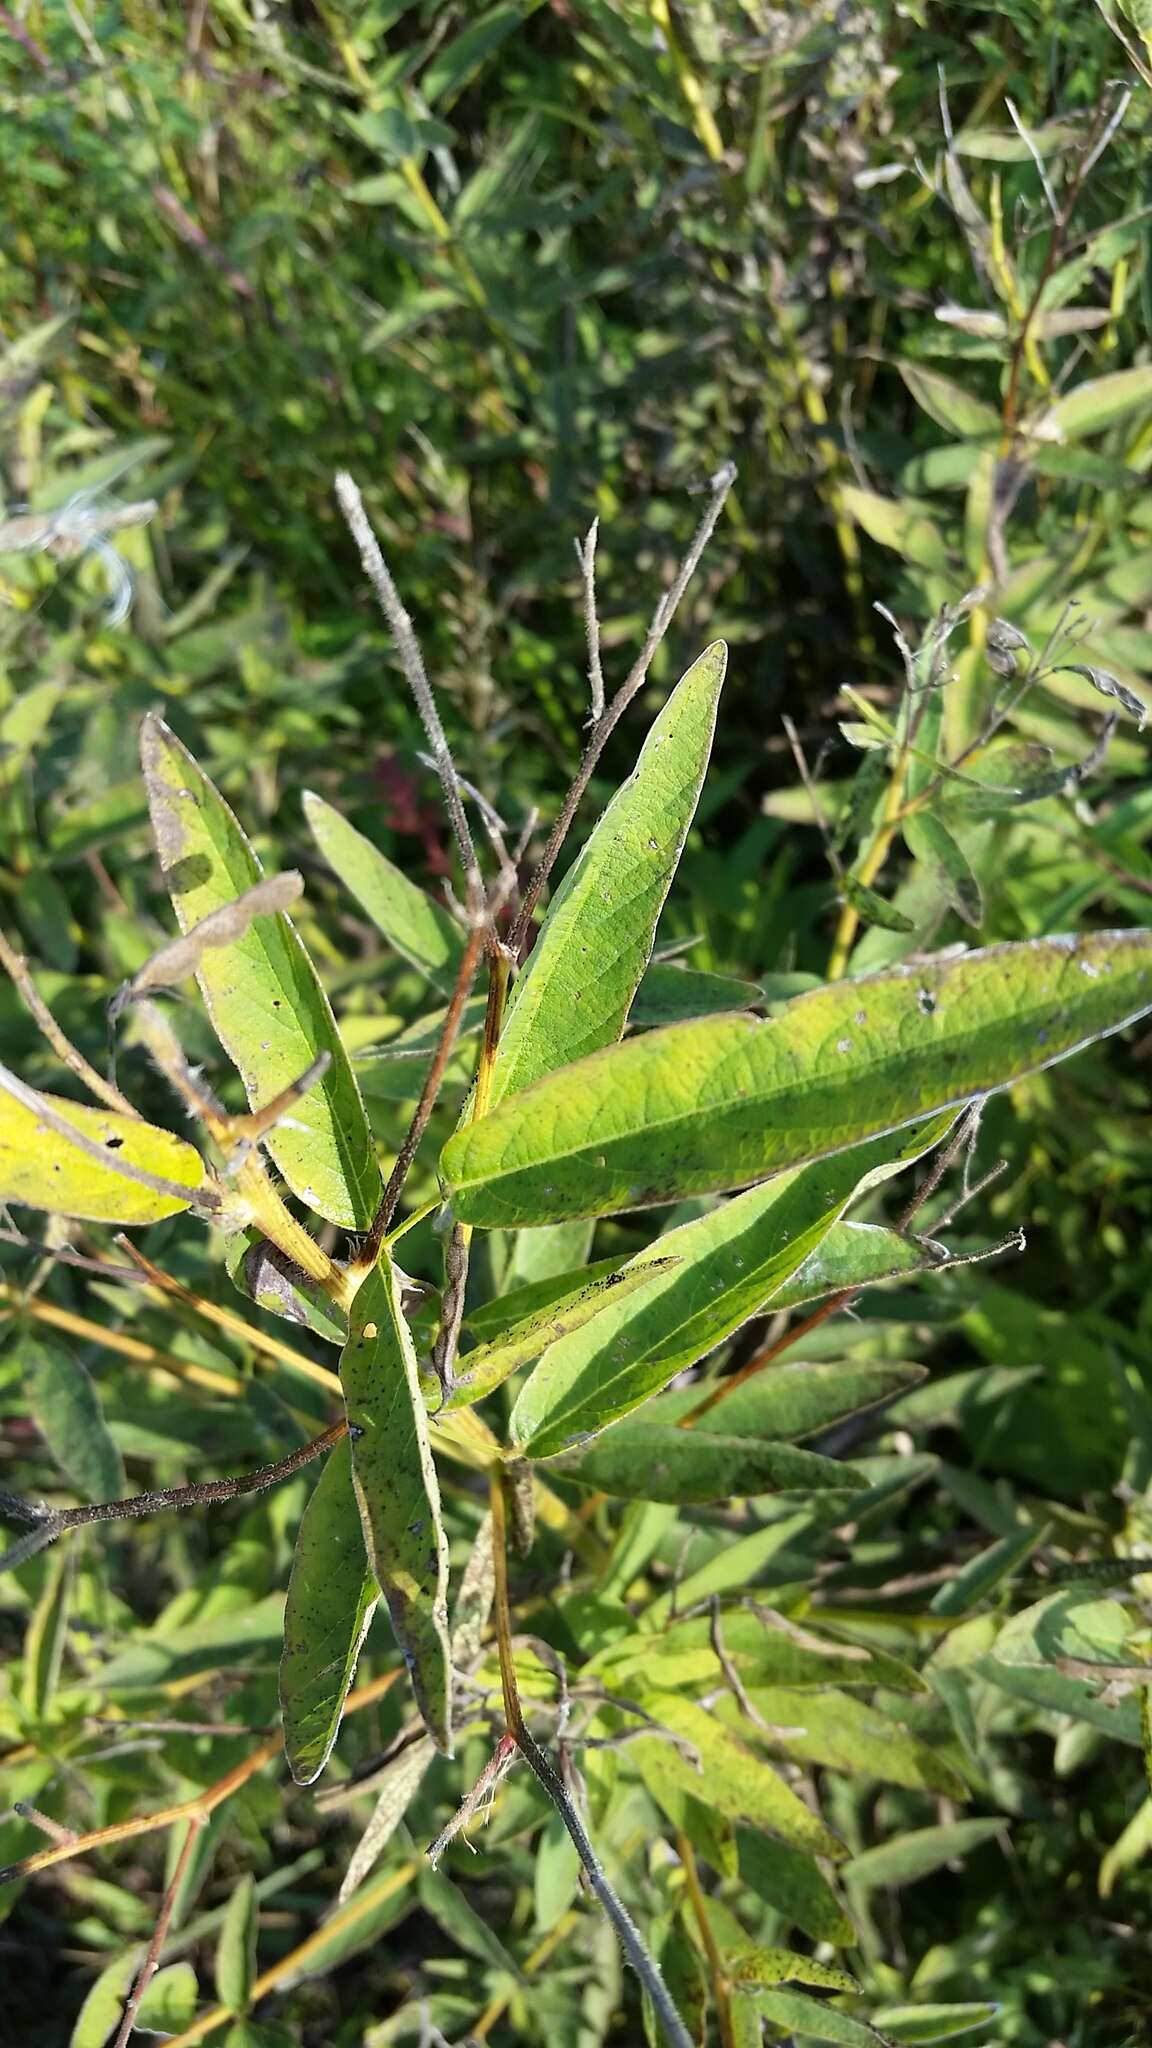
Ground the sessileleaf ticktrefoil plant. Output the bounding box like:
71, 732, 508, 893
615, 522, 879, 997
2, 458, 1152, 2048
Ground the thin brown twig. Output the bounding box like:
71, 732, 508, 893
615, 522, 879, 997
112, 1815, 205, 2048
684, 1106, 983, 1423
676, 1828, 736, 2048
509, 462, 736, 953
0, 927, 140, 1118
334, 472, 482, 902
355, 919, 488, 1271
575, 518, 605, 722
0, 1667, 402, 1891
0, 1419, 347, 1575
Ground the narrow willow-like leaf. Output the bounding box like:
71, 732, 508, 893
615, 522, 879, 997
752, 1989, 885, 2046
341, 1259, 452, 1751
0, 1070, 204, 1225
465, 1255, 624, 1343
775, 1218, 946, 1309
22, 1547, 71, 1722
597, 1610, 921, 1695
839, 486, 950, 571
447, 1259, 677, 1412
280, 1437, 378, 1786
903, 813, 983, 927
628, 963, 761, 1027
841, 876, 915, 934
1041, 364, 1152, 440
898, 362, 1001, 439
338, 1737, 436, 1904
303, 791, 465, 992
486, 640, 727, 1105
717, 1688, 967, 1797
560, 1429, 864, 1504
871, 2004, 1002, 2043
628, 1690, 846, 1859
509, 1117, 955, 1459
215, 1871, 258, 2014
444, 931, 1152, 1226
929, 1525, 1047, 1616
646, 1362, 926, 1443
27, 1338, 125, 1502
843, 1818, 1003, 1891
466, 1222, 941, 1352
141, 715, 381, 1229
336, 1515, 494, 1900
738, 1831, 855, 1946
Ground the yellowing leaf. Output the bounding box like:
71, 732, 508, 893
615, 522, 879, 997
0, 1065, 204, 1225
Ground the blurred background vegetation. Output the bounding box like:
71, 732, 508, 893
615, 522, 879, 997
5, 3, 1152, 2043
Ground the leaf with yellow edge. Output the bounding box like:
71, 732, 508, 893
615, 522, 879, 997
141, 714, 381, 1230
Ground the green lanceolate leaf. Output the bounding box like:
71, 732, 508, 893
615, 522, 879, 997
776, 1218, 946, 1307
629, 1689, 846, 1859
898, 362, 1001, 440
738, 1830, 855, 1945
871, 2004, 1002, 2043
597, 1609, 921, 1695
341, 1259, 452, 1751
561, 1429, 865, 1504
470, 1220, 940, 1355
446, 1258, 679, 1412
22, 1546, 71, 1722
751, 1989, 885, 2046
509, 1118, 955, 1458
903, 812, 983, 927
629, 963, 761, 1027
606, 1360, 926, 1448
443, 931, 1152, 1226
26, 1338, 125, 1501
717, 1688, 967, 1797
839, 486, 950, 571
843, 1818, 1003, 1891
1039, 365, 1152, 440
0, 1066, 205, 1226
303, 791, 465, 993
727, 1947, 858, 1993
141, 715, 381, 1229
215, 1871, 258, 2015
280, 1437, 378, 1786
486, 641, 727, 1105
841, 876, 915, 935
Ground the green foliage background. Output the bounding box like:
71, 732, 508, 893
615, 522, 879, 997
4, 3, 1152, 2045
